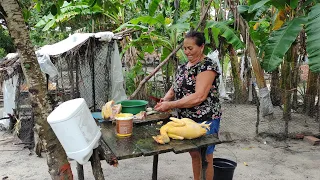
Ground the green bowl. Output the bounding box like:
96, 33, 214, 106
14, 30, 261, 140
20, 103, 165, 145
117, 100, 148, 115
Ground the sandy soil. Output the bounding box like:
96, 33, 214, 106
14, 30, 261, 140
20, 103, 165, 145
1, 103, 320, 180
1, 132, 320, 180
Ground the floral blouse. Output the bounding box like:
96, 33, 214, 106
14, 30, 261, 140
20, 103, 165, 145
173, 57, 222, 122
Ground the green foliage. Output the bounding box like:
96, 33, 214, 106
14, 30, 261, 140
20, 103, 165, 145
249, 19, 271, 49
306, 3, 320, 73
206, 21, 244, 50
149, 0, 160, 16
262, 17, 307, 72
248, 0, 263, 5
290, 0, 299, 9
269, 0, 290, 10
0, 28, 15, 55
0, 48, 6, 59
35, 0, 123, 31
125, 59, 145, 95
248, 0, 270, 13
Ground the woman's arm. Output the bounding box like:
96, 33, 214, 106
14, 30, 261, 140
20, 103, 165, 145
154, 70, 217, 111
171, 70, 217, 108
161, 87, 175, 102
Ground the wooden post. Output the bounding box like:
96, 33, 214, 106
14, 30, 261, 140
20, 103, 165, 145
253, 82, 260, 135
98, 139, 118, 166
91, 149, 105, 180
200, 147, 208, 180
76, 163, 84, 180
152, 155, 159, 180
317, 75, 320, 132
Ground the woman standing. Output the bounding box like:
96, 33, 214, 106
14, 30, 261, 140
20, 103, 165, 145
154, 31, 221, 180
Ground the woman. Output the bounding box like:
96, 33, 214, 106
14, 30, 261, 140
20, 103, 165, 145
154, 31, 221, 180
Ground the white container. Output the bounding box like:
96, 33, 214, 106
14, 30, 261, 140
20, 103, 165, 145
47, 98, 101, 164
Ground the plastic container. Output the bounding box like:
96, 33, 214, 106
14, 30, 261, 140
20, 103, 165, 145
213, 158, 237, 180
115, 113, 134, 137
117, 100, 148, 114
47, 98, 101, 165
92, 112, 102, 119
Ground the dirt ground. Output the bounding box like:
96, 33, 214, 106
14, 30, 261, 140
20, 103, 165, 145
1, 103, 320, 180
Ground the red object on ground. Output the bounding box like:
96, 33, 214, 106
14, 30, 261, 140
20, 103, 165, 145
295, 134, 305, 139
303, 136, 320, 146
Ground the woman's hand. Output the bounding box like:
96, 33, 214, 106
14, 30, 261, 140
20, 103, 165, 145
154, 101, 174, 112
159, 98, 169, 102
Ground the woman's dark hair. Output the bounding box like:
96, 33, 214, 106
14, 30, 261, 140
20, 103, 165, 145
185, 31, 205, 46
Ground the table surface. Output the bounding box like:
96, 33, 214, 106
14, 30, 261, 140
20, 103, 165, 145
99, 120, 221, 160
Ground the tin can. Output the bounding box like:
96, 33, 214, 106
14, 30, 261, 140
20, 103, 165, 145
115, 113, 134, 137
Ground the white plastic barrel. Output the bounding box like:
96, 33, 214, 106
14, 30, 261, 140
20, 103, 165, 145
47, 98, 101, 164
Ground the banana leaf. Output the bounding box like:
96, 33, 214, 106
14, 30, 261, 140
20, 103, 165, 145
262, 17, 307, 72
306, 3, 320, 73
248, 0, 270, 13
206, 21, 244, 50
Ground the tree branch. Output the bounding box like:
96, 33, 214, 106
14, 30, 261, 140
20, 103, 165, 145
129, 0, 214, 99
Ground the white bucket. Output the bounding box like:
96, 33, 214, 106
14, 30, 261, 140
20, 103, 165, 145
47, 98, 101, 164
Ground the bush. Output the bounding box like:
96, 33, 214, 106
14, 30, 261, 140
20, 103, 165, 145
0, 48, 6, 59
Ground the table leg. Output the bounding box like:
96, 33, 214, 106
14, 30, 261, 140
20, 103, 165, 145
200, 147, 208, 180
152, 154, 159, 180
76, 162, 84, 180
91, 148, 105, 180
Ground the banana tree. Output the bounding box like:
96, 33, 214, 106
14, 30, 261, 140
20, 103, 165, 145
116, 6, 193, 96
260, 1, 320, 118
35, 0, 123, 32
227, 0, 275, 116
205, 19, 248, 103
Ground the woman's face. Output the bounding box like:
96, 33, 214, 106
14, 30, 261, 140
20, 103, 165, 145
183, 38, 204, 62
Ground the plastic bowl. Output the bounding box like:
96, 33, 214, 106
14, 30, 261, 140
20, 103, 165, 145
117, 100, 148, 115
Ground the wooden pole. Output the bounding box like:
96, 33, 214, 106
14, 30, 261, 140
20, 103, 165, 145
91, 149, 105, 180
129, 0, 214, 99
152, 155, 159, 180
76, 163, 84, 180
98, 139, 118, 166
317, 74, 320, 132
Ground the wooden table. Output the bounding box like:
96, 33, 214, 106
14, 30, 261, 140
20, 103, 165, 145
79, 118, 221, 180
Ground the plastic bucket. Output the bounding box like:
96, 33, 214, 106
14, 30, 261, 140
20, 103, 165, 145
213, 158, 237, 180
117, 100, 148, 114
115, 113, 134, 137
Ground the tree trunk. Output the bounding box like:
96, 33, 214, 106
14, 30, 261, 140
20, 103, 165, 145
304, 71, 318, 117
282, 60, 292, 137
0, 1, 73, 179
200, 0, 207, 31
281, 45, 296, 137
291, 55, 300, 110
227, 0, 267, 89
229, 45, 247, 103
227, 0, 273, 116
270, 69, 281, 106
